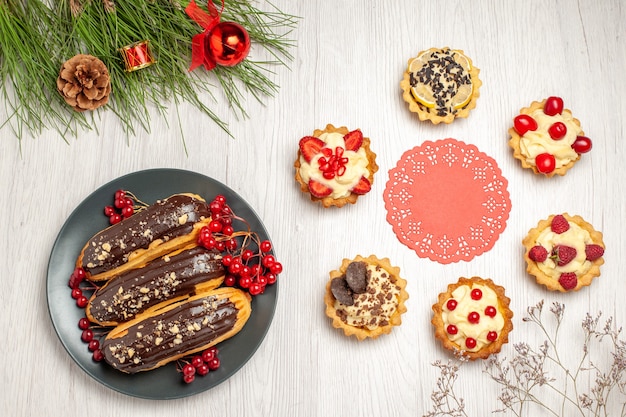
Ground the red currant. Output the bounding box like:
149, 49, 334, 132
92, 349, 104, 362
485, 306, 497, 317
224, 275, 237, 286
262, 255, 275, 268
468, 312, 480, 324
548, 122, 567, 140
114, 198, 126, 209
123, 197, 133, 208
221, 254, 233, 267
114, 190, 126, 200
182, 363, 195, 377
207, 357, 220, 371
191, 355, 204, 368
74, 267, 86, 281
201, 349, 215, 363
260, 240, 272, 253
104, 205, 115, 216
121, 205, 134, 218
78, 317, 90, 330
487, 331, 498, 342
446, 299, 458, 311
76, 296, 89, 308
228, 262, 242, 275
208, 220, 222, 233
270, 262, 283, 275
207, 346, 219, 356
446, 324, 458, 335
196, 364, 210, 376
88, 339, 100, 352
266, 273, 277, 285
470, 288, 482, 300
215, 241, 226, 252
543, 96, 564, 116
226, 238, 238, 251
238, 276, 252, 289
572, 136, 592, 153
513, 114, 538, 135
222, 225, 234, 236
109, 213, 122, 225
465, 337, 477, 349
249, 283, 263, 295
209, 201, 222, 214
183, 374, 195, 384
71, 288, 83, 300
81, 329, 94, 343
241, 249, 254, 261
257, 275, 268, 287
214, 195, 226, 205
535, 153, 556, 174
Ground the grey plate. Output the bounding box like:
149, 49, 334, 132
46, 169, 278, 399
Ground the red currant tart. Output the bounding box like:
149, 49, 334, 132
523, 213, 605, 292
295, 124, 378, 208
432, 277, 513, 360
508, 97, 592, 177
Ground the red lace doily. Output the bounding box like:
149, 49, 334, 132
384, 139, 511, 264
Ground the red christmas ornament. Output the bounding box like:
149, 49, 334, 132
205, 21, 250, 67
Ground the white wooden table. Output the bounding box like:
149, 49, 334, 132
2, 1, 624, 415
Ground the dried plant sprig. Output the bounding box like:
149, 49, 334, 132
422, 350, 469, 417
426, 300, 626, 416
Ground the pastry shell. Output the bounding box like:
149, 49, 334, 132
400, 47, 481, 124
508, 100, 582, 177
294, 124, 378, 208
522, 213, 604, 292
324, 255, 408, 340
432, 277, 513, 360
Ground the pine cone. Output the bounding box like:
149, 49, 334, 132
57, 54, 111, 112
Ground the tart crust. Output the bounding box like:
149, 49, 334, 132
522, 213, 604, 292
400, 47, 481, 124
294, 124, 378, 208
432, 277, 513, 360
508, 100, 582, 177
324, 255, 408, 340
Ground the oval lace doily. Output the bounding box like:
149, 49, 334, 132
384, 139, 511, 264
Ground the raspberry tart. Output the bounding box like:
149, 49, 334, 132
324, 255, 408, 340
509, 96, 593, 176
295, 124, 378, 208
523, 213, 605, 292
432, 277, 513, 360
400, 47, 481, 124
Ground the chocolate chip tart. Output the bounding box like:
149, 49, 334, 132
77, 193, 213, 282
324, 255, 408, 340
101, 287, 252, 374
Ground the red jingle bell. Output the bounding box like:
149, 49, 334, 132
205, 21, 250, 67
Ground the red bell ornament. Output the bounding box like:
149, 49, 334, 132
205, 21, 250, 67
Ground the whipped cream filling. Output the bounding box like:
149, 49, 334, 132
299, 132, 370, 199
520, 109, 581, 168
534, 221, 593, 279
442, 284, 505, 352
335, 264, 400, 330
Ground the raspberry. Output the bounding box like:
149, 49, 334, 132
550, 214, 570, 234
551, 245, 577, 266
528, 245, 548, 262
558, 272, 578, 290
585, 244, 605, 261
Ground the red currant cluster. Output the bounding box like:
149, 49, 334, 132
68, 266, 104, 362
180, 346, 221, 384
103, 189, 146, 225
198, 195, 282, 296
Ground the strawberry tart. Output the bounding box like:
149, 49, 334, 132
432, 277, 513, 360
294, 124, 378, 208
523, 213, 605, 292
509, 96, 593, 176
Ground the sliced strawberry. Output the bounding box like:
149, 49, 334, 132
551, 245, 577, 266
343, 130, 363, 152
308, 179, 332, 198
585, 244, 605, 261
558, 272, 578, 290
528, 245, 548, 262
550, 214, 570, 234
351, 176, 371, 195
299, 136, 324, 163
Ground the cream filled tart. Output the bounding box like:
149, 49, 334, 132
295, 124, 378, 208
432, 277, 513, 360
523, 213, 605, 292
324, 255, 408, 340
401, 47, 481, 124
509, 96, 593, 176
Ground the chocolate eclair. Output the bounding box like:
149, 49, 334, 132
102, 287, 251, 374
77, 193, 212, 281
86, 246, 225, 326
